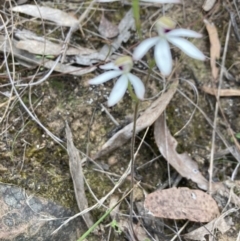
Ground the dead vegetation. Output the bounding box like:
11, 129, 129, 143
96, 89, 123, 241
1, 0, 240, 240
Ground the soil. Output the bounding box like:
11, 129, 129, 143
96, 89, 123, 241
0, 0, 240, 240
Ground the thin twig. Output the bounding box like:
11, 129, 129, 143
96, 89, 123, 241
129, 101, 139, 241
209, 20, 231, 194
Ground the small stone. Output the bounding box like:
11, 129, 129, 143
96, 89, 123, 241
108, 156, 118, 166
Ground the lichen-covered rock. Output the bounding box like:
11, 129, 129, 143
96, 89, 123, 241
0, 183, 86, 241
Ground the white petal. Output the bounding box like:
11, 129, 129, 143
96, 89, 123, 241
168, 37, 205, 60
166, 29, 202, 38
154, 38, 172, 76
89, 70, 122, 85
140, 0, 180, 3
133, 37, 159, 60
127, 73, 145, 100
100, 62, 119, 70
108, 75, 128, 106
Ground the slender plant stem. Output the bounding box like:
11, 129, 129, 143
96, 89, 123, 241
128, 81, 138, 102
130, 1, 141, 239
129, 100, 139, 240
132, 0, 142, 39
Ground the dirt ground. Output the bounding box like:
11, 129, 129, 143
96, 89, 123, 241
0, 0, 240, 240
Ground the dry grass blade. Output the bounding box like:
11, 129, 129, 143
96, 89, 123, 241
65, 122, 94, 229
202, 85, 240, 96
144, 187, 219, 222
204, 19, 221, 80
154, 114, 208, 190
12, 5, 78, 28
93, 80, 179, 159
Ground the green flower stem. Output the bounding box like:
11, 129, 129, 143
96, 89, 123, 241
127, 81, 139, 103
129, 100, 139, 240
77, 209, 112, 241
132, 0, 142, 39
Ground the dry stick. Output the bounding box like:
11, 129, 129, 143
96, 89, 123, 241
164, 111, 172, 188
60, 26, 76, 64
170, 221, 189, 241
224, 3, 240, 42
234, 0, 240, 20
209, 20, 231, 195
100, 103, 119, 126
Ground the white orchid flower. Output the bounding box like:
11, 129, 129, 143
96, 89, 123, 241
133, 16, 205, 76
89, 56, 145, 107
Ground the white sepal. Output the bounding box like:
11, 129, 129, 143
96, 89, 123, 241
154, 38, 172, 76
127, 73, 145, 99
89, 70, 122, 85
108, 74, 128, 106
133, 37, 159, 60
166, 29, 202, 38
168, 37, 205, 60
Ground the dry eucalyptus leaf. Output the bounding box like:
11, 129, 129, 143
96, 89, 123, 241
16, 39, 95, 56
65, 122, 94, 229
144, 187, 219, 222
183, 212, 234, 240
12, 5, 78, 28
98, 14, 119, 38
202, 85, 240, 97
74, 52, 107, 66
93, 80, 179, 159
154, 114, 208, 190
0, 35, 96, 75
43, 59, 96, 76
204, 19, 221, 79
